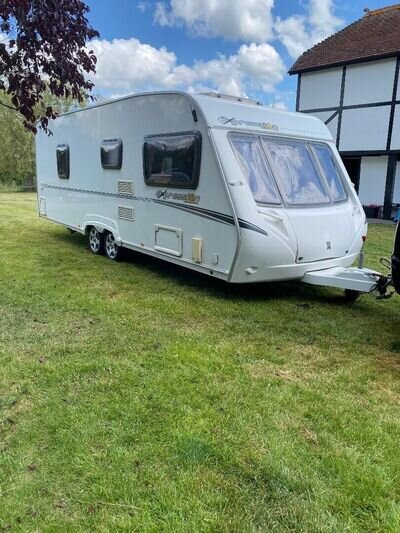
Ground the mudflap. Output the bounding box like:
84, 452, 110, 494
392, 222, 400, 294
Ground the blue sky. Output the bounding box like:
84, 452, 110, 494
84, 0, 394, 110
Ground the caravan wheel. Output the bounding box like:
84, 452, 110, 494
104, 232, 123, 261
344, 289, 361, 303
88, 227, 104, 255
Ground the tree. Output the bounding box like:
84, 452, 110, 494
0, 92, 35, 187
0, 0, 99, 133
0, 89, 90, 189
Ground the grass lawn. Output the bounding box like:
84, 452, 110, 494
1, 192, 400, 532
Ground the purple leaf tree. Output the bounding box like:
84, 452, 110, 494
0, 0, 99, 133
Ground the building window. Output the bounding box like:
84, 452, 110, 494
56, 144, 70, 179
143, 131, 202, 189
230, 134, 281, 205
101, 138, 123, 170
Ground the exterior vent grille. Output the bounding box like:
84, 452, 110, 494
117, 180, 134, 196
118, 206, 134, 221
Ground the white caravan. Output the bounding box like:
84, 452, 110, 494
36, 91, 387, 298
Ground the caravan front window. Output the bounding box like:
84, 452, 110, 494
230, 135, 281, 205
262, 139, 330, 205
312, 144, 347, 202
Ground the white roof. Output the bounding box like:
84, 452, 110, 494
57, 90, 332, 142
191, 93, 332, 141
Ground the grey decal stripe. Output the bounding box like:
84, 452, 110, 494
154, 199, 268, 235
43, 183, 267, 236
238, 219, 268, 236
153, 198, 235, 225
153, 200, 233, 226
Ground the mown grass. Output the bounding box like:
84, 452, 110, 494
0, 193, 400, 532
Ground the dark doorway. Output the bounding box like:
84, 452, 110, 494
341, 157, 361, 193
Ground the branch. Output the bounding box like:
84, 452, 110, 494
0, 99, 17, 111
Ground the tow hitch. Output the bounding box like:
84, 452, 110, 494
301, 265, 393, 299
302, 225, 400, 301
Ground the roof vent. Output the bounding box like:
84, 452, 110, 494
200, 92, 263, 106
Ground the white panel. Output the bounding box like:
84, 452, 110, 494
309, 111, 336, 123
326, 114, 338, 142
299, 68, 342, 110
344, 59, 396, 106
393, 162, 400, 204
307, 111, 338, 142
390, 105, 400, 150
358, 156, 387, 206
340, 106, 390, 151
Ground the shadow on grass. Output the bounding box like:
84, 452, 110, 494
52, 228, 379, 307
48, 227, 400, 373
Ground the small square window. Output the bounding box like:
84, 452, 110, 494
56, 144, 70, 179
101, 138, 123, 170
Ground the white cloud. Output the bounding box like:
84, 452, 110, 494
154, 0, 275, 42
275, 0, 343, 59
137, 1, 150, 13
91, 38, 177, 90
90, 37, 285, 97
153, 0, 343, 60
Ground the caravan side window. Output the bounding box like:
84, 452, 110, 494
101, 138, 123, 169
143, 132, 201, 189
56, 144, 70, 179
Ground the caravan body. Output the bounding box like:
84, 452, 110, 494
36, 92, 367, 285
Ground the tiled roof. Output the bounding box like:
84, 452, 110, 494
289, 4, 400, 74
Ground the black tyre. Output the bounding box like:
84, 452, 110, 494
104, 232, 123, 261
88, 227, 104, 255
344, 289, 361, 303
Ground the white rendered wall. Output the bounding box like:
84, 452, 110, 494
390, 104, 400, 150
393, 162, 400, 204
344, 59, 396, 106
397, 69, 400, 101
299, 68, 342, 110
326, 114, 338, 142
340, 106, 390, 151
358, 156, 388, 205
308, 111, 338, 140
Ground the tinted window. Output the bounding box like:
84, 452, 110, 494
143, 132, 201, 189
230, 134, 281, 205
101, 138, 123, 169
56, 144, 70, 179
313, 144, 347, 202
263, 139, 330, 205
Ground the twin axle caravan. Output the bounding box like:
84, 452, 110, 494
36, 91, 386, 297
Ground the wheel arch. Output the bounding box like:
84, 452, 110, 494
83, 219, 121, 244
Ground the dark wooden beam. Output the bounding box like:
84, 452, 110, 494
296, 74, 301, 112
383, 153, 398, 219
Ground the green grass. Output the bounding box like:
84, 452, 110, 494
1, 193, 400, 532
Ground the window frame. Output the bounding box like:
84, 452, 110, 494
228, 133, 282, 206
143, 130, 202, 190
101, 138, 123, 170
229, 132, 348, 208
261, 137, 332, 207
56, 144, 70, 180
309, 142, 348, 204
